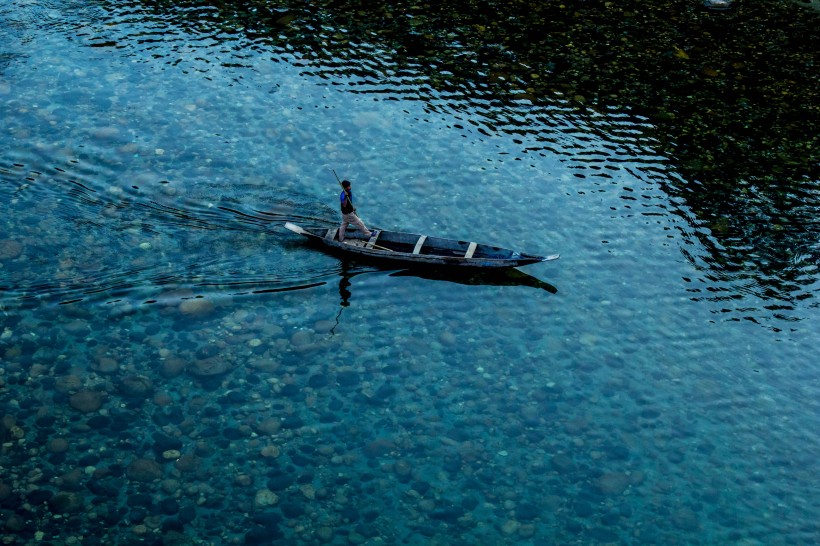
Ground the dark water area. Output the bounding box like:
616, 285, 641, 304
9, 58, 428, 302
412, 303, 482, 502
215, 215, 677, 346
1, 1, 819, 545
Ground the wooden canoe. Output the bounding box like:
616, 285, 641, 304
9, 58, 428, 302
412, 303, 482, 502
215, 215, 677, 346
284, 222, 558, 269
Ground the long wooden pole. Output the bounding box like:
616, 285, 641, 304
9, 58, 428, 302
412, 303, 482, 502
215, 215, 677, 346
332, 170, 355, 212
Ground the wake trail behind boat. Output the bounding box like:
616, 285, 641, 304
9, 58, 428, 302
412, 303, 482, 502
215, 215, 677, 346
1, 156, 345, 309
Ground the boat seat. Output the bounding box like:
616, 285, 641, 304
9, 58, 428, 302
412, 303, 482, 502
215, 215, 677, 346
412, 235, 427, 255
325, 228, 338, 241
465, 242, 477, 259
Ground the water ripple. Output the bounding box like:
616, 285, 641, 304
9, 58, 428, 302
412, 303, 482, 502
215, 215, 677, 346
0, 148, 341, 309
3, 0, 818, 327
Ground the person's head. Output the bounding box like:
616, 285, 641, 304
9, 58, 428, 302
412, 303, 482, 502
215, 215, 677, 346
341, 180, 351, 189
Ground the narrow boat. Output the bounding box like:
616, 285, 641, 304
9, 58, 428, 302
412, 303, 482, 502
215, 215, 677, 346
284, 222, 558, 269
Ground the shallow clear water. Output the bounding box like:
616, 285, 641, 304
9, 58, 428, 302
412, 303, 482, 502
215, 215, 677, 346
1, 1, 819, 545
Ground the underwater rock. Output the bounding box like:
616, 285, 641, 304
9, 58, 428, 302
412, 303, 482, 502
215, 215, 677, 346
501, 519, 520, 535
266, 474, 294, 491
48, 491, 84, 514
47, 438, 69, 453
174, 453, 202, 474
223, 427, 246, 440
587, 528, 620, 543
550, 453, 575, 474
91, 126, 121, 140
55, 375, 83, 393
127, 458, 163, 482
160, 498, 180, 515
4, 513, 25, 532
336, 370, 360, 388
515, 502, 541, 521
152, 433, 183, 457
429, 504, 464, 522
178, 505, 197, 524
363, 438, 394, 458
438, 330, 457, 347
703, 0, 733, 9
69, 390, 103, 413
442, 453, 462, 473
595, 472, 631, 495
119, 374, 154, 399
290, 329, 313, 348
85, 479, 118, 503
308, 374, 328, 388
672, 507, 701, 531
518, 524, 536, 538
160, 480, 181, 496
280, 415, 303, 430
245, 525, 283, 544
161, 529, 191, 545
279, 502, 304, 519
95, 357, 119, 374
604, 443, 631, 461
161, 358, 186, 378
27, 489, 53, 505
253, 418, 282, 436
315, 526, 334, 543
63, 319, 91, 337
57, 468, 84, 490
86, 415, 111, 430
393, 459, 413, 479
153, 391, 173, 407
179, 298, 215, 317
0, 482, 12, 502
247, 358, 280, 373
279, 384, 301, 398
128, 493, 153, 509
188, 357, 232, 377
1, 419, 24, 443
254, 489, 279, 508
0, 239, 23, 260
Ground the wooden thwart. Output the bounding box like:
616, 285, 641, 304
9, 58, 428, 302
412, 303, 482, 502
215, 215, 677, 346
365, 231, 380, 249
465, 242, 477, 259
412, 235, 427, 255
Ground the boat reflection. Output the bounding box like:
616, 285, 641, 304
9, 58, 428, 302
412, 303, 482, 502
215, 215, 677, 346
335, 261, 556, 305
330, 261, 556, 333
387, 267, 558, 293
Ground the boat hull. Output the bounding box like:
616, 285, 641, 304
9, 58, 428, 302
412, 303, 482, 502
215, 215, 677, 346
284, 222, 558, 269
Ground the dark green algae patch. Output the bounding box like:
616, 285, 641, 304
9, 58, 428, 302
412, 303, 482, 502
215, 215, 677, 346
138, 0, 819, 182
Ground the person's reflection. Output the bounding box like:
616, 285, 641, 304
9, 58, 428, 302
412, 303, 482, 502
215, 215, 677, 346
339, 269, 352, 307
332, 263, 355, 334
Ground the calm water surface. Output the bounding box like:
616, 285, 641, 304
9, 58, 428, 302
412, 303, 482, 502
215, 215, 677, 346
1, 1, 818, 545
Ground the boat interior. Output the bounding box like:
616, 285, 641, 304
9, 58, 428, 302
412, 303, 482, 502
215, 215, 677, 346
321, 227, 513, 259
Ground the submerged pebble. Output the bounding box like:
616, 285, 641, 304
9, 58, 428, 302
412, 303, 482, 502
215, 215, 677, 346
179, 298, 215, 317
0, 239, 23, 260
68, 390, 103, 413
254, 489, 279, 508
47, 438, 69, 453
127, 459, 163, 482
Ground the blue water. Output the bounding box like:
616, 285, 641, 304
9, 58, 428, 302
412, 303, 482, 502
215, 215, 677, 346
1, 1, 819, 544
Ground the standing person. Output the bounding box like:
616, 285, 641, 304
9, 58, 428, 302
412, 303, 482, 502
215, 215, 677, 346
338, 179, 376, 242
